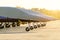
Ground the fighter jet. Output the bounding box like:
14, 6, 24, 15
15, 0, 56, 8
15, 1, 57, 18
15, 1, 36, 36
0, 7, 56, 31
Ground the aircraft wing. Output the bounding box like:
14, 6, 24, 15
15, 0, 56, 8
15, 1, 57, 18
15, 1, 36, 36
0, 7, 56, 22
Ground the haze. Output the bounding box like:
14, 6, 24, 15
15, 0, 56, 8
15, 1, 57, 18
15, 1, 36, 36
0, 0, 60, 10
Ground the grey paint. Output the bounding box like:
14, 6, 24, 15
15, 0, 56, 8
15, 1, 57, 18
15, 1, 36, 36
0, 7, 56, 21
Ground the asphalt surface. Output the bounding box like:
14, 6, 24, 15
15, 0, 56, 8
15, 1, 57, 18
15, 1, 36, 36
0, 20, 60, 40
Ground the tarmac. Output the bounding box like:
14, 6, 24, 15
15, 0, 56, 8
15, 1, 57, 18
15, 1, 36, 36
0, 20, 60, 40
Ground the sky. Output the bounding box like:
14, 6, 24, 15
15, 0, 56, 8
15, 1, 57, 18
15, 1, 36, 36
0, 0, 60, 10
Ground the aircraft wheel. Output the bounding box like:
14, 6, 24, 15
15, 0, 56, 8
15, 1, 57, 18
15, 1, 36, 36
25, 27, 30, 32
34, 25, 37, 29
43, 24, 46, 26
0, 26, 4, 29
41, 24, 46, 27
0, 24, 4, 29
12, 24, 16, 27
17, 22, 20, 26
5, 24, 10, 28
30, 26, 33, 30
37, 25, 40, 28
12, 22, 16, 27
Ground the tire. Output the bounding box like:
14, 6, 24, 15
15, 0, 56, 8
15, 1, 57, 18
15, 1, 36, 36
12, 24, 16, 27
37, 25, 40, 28
17, 23, 20, 26
0, 24, 4, 29
34, 25, 37, 29
44, 24, 46, 26
5, 24, 10, 28
41, 24, 46, 27
0, 26, 4, 29
12, 22, 16, 27
30, 26, 33, 30
25, 27, 30, 32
